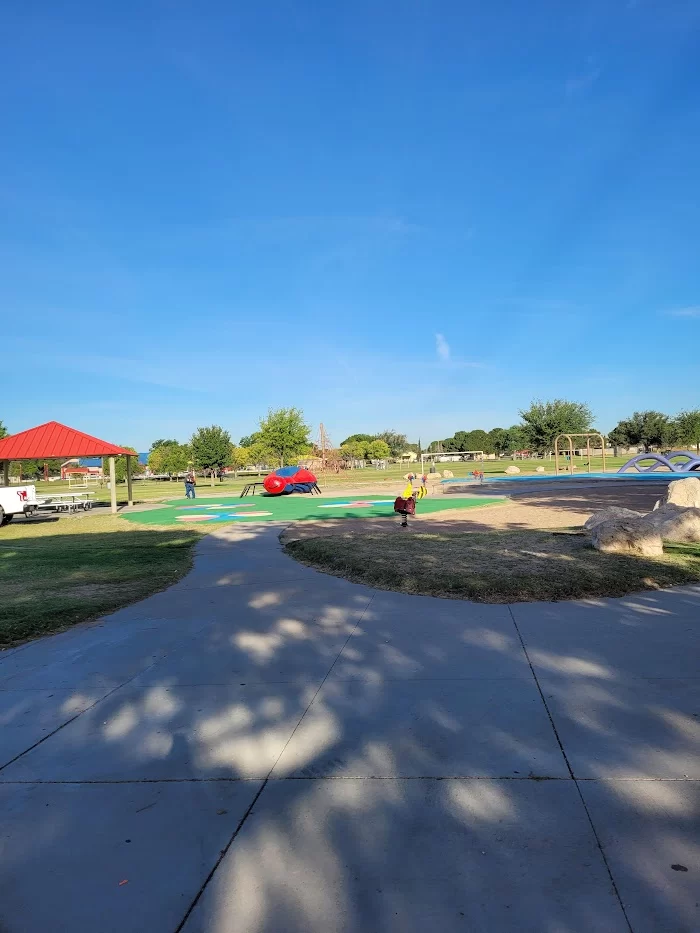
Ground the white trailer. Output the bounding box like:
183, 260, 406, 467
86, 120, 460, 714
0, 485, 39, 526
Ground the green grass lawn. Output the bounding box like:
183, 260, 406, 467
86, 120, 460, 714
285, 530, 700, 603
0, 513, 200, 648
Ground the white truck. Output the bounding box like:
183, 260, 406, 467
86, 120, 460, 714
0, 485, 39, 526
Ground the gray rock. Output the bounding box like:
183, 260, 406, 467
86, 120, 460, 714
584, 507, 644, 532
591, 517, 663, 557
660, 477, 700, 510
645, 507, 700, 544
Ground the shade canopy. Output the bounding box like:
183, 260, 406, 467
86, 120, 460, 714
0, 421, 132, 461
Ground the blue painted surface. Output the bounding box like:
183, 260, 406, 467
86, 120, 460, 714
442, 472, 700, 484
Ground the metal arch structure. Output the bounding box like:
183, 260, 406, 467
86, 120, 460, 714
617, 451, 700, 474
554, 433, 606, 476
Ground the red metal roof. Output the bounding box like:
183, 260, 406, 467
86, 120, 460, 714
0, 422, 133, 460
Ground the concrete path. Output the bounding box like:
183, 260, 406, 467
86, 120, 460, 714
1, 525, 699, 932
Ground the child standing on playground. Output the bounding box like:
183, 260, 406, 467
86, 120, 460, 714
184, 470, 196, 499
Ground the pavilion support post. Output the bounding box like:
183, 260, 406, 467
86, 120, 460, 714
1, 461, 8, 487
109, 457, 117, 514
126, 455, 133, 507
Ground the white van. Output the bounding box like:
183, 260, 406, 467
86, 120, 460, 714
0, 485, 38, 525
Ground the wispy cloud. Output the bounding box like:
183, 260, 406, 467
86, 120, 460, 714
435, 333, 451, 361
665, 306, 700, 318
565, 60, 602, 96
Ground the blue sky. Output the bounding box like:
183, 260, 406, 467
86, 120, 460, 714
2, 0, 699, 448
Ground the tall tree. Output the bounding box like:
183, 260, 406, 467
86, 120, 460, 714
610, 411, 674, 453
675, 409, 700, 452
149, 438, 178, 452
519, 399, 593, 454
606, 425, 629, 458
502, 425, 527, 454
190, 425, 232, 485
103, 446, 139, 484
0, 421, 8, 440
464, 429, 491, 453
239, 432, 262, 448
340, 440, 369, 460
229, 445, 251, 476
374, 430, 407, 457
258, 408, 311, 467
148, 443, 190, 478
366, 439, 391, 460
488, 427, 507, 455
340, 433, 375, 446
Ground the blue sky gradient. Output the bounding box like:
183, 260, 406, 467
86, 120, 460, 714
2, 0, 699, 447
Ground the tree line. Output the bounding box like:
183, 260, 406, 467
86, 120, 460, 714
147, 408, 314, 483
4, 401, 699, 485
429, 401, 700, 457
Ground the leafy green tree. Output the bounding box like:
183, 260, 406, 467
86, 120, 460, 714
239, 432, 262, 448
366, 439, 391, 460
488, 428, 508, 455
162, 444, 191, 476
519, 399, 593, 455
258, 408, 311, 467
102, 446, 139, 484
464, 429, 491, 453
150, 438, 178, 451
340, 433, 375, 446
245, 441, 271, 468
374, 430, 407, 457
610, 411, 674, 454
341, 440, 368, 460
190, 425, 232, 485
500, 425, 528, 455
675, 410, 700, 452
10, 460, 39, 479
148, 439, 187, 477
0, 421, 8, 440
229, 445, 251, 475
606, 424, 629, 457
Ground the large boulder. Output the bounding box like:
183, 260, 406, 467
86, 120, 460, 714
659, 477, 700, 510
442, 469, 454, 478
505, 466, 520, 475
584, 507, 644, 532
535, 466, 545, 473
591, 517, 663, 557
642, 506, 700, 544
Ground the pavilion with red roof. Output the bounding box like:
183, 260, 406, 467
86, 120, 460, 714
0, 422, 135, 513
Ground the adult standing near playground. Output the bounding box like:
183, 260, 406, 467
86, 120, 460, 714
184, 470, 196, 499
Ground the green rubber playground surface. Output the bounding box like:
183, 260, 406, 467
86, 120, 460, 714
121, 494, 504, 527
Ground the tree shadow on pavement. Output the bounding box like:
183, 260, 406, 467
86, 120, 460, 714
0, 523, 699, 932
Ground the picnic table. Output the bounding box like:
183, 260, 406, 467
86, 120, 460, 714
36, 491, 96, 513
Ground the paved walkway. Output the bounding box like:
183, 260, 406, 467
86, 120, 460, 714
1, 525, 699, 932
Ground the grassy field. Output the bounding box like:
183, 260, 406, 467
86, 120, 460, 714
0, 513, 200, 648
24, 456, 633, 506
285, 530, 700, 603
